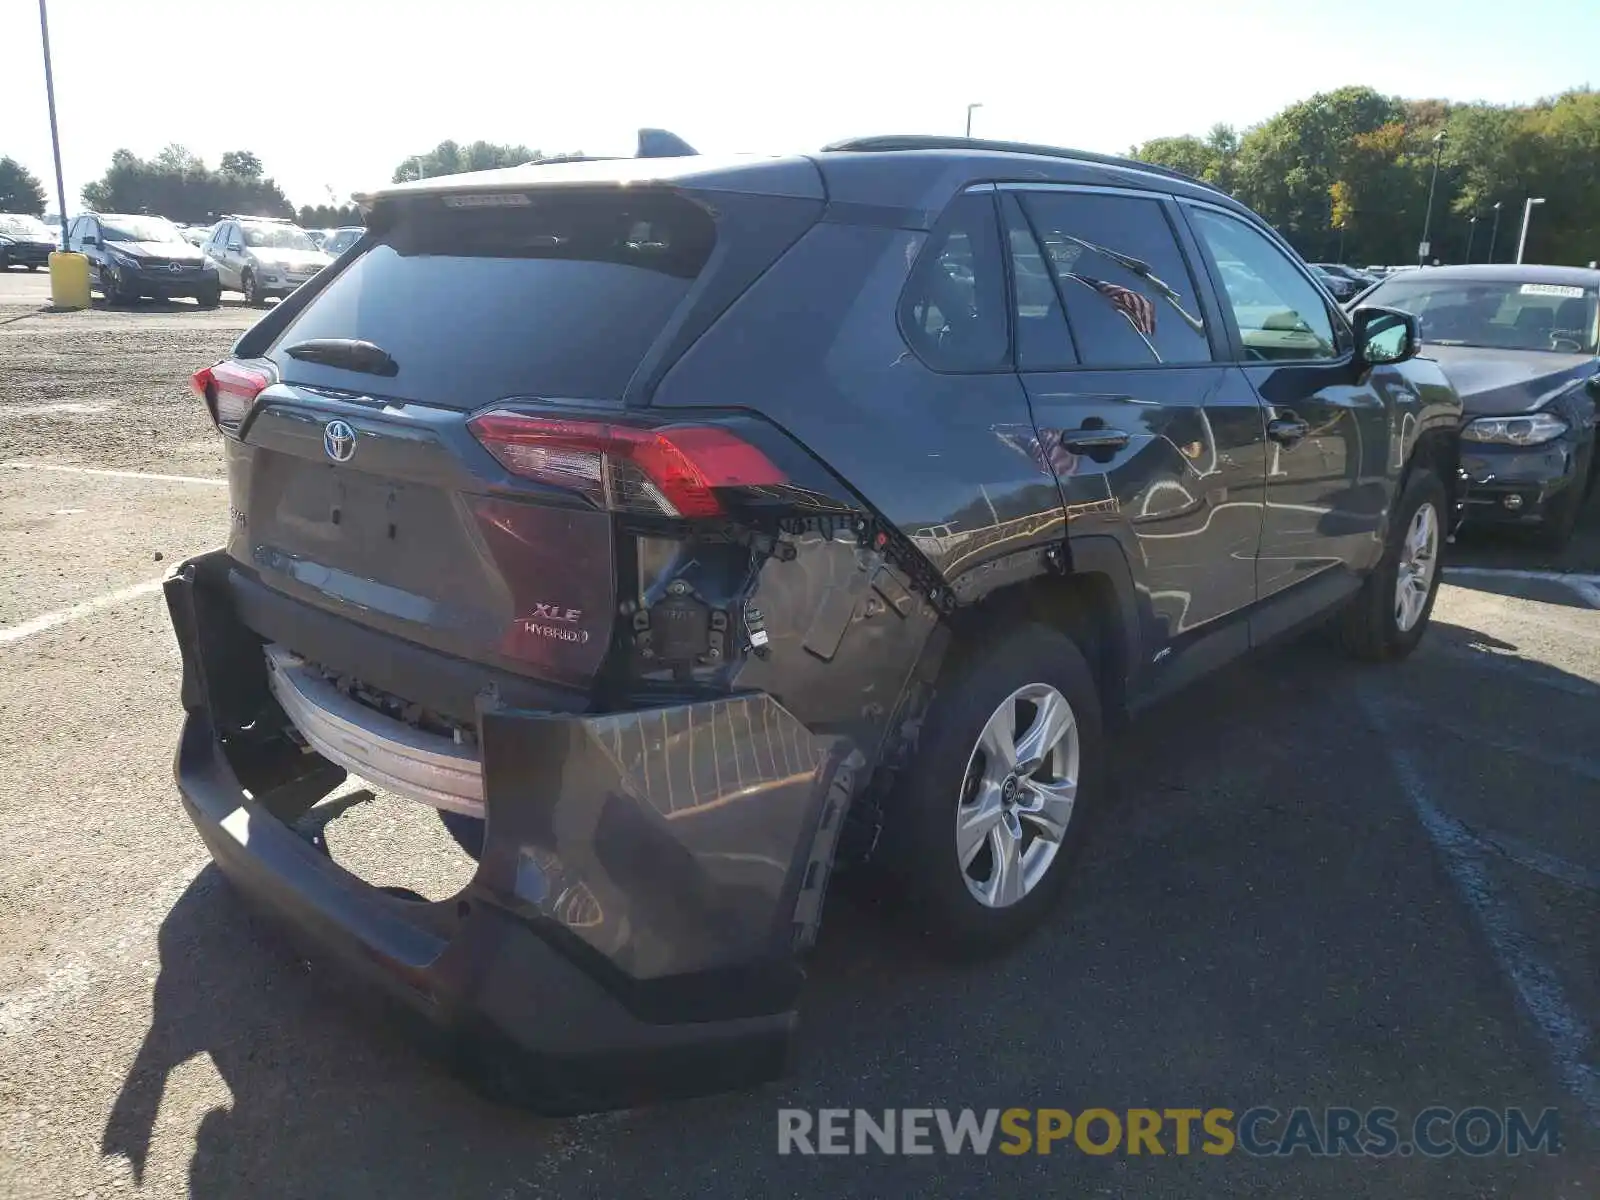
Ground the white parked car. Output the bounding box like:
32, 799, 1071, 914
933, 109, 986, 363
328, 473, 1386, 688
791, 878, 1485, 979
201, 216, 332, 305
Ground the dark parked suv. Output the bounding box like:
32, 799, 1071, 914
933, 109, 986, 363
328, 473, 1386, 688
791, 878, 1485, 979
168, 135, 1463, 1112
67, 213, 221, 306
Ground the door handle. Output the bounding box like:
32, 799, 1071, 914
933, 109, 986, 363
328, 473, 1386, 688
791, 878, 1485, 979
1060, 427, 1131, 452
1266, 416, 1311, 447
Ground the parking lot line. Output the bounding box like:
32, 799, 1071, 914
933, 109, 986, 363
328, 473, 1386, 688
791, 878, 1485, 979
0, 577, 166, 644
1362, 691, 1600, 1129
2, 461, 226, 487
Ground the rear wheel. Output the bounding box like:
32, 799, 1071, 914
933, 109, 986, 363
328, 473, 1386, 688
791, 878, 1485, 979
879, 623, 1104, 955
26, 263, 39, 272
1338, 468, 1446, 661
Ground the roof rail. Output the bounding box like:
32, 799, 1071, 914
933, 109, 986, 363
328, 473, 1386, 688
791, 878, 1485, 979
219, 213, 295, 223
819, 135, 1213, 190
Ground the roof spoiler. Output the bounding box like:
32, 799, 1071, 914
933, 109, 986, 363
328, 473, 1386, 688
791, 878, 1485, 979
523, 129, 699, 167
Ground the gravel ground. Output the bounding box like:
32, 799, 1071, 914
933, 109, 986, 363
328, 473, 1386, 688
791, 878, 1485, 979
1, 292, 1597, 1198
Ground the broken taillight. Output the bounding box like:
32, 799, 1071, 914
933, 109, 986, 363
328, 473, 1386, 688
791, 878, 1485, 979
467, 410, 785, 517
191, 360, 272, 430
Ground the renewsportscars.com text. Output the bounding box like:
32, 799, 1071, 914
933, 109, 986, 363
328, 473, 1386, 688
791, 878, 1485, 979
776, 1107, 1561, 1158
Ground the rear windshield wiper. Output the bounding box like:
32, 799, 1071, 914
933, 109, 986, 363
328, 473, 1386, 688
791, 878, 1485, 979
284, 338, 399, 377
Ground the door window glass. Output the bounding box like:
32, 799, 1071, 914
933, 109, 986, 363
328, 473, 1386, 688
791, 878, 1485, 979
1002, 197, 1077, 369
1189, 207, 1338, 362
1018, 191, 1210, 367
899, 193, 1010, 372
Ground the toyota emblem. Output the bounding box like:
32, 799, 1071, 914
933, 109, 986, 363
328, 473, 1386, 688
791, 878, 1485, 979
323, 419, 356, 462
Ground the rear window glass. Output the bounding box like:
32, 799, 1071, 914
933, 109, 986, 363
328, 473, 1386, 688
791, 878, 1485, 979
270, 192, 715, 405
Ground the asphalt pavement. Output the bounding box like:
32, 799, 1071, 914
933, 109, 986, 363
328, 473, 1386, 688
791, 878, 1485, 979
1, 271, 1597, 1198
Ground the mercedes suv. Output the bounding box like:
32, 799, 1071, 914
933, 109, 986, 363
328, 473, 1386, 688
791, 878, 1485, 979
167, 134, 1463, 1113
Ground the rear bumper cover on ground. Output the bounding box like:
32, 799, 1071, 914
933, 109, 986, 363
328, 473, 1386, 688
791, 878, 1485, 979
165, 550, 856, 1112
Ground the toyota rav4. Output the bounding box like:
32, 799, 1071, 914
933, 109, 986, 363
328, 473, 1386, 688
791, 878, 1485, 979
166, 134, 1463, 1113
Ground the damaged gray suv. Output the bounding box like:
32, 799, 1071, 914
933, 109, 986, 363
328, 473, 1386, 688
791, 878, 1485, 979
168, 133, 1463, 1113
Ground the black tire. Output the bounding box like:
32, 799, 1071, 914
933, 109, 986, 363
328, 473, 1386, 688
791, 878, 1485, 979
243, 269, 265, 307
100, 266, 123, 306
26, 263, 39, 272
196, 286, 221, 309
1338, 468, 1447, 662
878, 622, 1105, 957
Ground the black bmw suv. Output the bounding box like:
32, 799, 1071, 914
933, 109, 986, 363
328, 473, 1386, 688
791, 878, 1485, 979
168, 134, 1463, 1112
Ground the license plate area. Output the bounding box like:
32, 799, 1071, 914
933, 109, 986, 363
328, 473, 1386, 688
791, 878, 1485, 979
278, 469, 409, 560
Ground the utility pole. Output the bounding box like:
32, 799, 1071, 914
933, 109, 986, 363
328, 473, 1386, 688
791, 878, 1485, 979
37, 0, 70, 249
1516, 197, 1545, 264
1488, 200, 1502, 263
965, 103, 983, 138
1417, 130, 1446, 266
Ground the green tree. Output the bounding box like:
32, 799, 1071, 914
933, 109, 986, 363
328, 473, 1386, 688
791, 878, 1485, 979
219, 150, 264, 179
1131, 124, 1239, 191
1133, 84, 1600, 266
0, 157, 48, 215
392, 139, 538, 183
298, 203, 364, 227
80, 147, 293, 223
1231, 86, 1406, 260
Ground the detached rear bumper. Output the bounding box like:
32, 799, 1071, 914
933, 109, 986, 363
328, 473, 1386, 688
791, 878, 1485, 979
165, 550, 855, 1112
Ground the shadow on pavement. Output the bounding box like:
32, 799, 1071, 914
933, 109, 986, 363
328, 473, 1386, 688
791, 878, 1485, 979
102, 633, 1595, 1198
1446, 488, 1600, 576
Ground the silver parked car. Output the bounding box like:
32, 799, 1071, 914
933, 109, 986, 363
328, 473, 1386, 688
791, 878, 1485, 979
202, 216, 332, 305
319, 226, 364, 257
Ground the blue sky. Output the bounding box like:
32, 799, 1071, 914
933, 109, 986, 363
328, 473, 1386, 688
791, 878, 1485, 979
2, 0, 1595, 214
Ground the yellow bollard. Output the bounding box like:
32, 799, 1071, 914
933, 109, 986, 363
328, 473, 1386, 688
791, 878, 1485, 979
48, 250, 91, 310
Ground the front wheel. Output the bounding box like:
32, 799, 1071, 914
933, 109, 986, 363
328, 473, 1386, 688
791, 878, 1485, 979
1338, 468, 1447, 661
243, 269, 266, 307
100, 267, 123, 306
25, 263, 39, 272
879, 623, 1105, 956
195, 286, 221, 309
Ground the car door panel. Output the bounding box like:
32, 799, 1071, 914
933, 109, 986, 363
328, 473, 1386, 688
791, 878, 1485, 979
1179, 201, 1392, 620
1002, 187, 1269, 697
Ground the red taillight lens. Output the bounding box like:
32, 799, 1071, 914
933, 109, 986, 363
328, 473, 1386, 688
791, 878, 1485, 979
468, 410, 785, 517
193, 360, 271, 429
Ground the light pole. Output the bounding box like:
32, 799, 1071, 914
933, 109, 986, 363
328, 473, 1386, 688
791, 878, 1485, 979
965, 103, 983, 138
1464, 214, 1477, 263
37, 0, 70, 249
1418, 129, 1446, 266
1488, 200, 1502, 263
1515, 197, 1545, 264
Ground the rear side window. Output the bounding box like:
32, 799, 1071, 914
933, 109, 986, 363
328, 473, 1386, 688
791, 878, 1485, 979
1018, 191, 1211, 367
271, 191, 715, 406
899, 193, 1010, 372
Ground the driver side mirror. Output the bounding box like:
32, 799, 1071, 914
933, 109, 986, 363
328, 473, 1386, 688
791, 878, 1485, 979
228, 242, 243, 253
1353, 305, 1419, 366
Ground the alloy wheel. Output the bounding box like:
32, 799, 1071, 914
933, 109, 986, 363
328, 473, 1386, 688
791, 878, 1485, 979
955, 683, 1080, 908
1394, 501, 1439, 632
